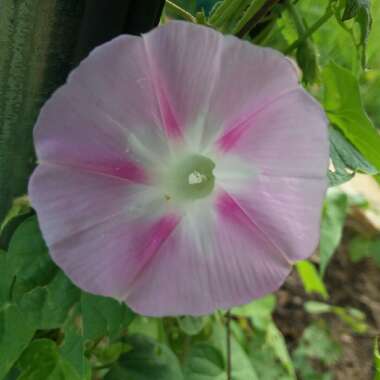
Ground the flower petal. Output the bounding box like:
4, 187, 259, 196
29, 163, 180, 298
216, 89, 329, 178
142, 21, 299, 150
125, 195, 291, 316
214, 90, 328, 263
34, 35, 171, 179
220, 174, 327, 263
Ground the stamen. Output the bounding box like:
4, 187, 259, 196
188, 171, 207, 185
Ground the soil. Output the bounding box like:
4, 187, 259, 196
274, 216, 380, 380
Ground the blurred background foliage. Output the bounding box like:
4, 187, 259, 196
1, 0, 380, 379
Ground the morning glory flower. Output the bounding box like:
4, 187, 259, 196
29, 21, 328, 316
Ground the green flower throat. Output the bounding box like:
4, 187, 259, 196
168, 154, 215, 201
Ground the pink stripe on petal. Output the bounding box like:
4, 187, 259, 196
123, 214, 181, 294
155, 83, 183, 139
87, 160, 149, 184
216, 190, 292, 265
216, 123, 249, 152
42, 158, 149, 185
216, 88, 299, 153
125, 194, 292, 316
142, 35, 183, 140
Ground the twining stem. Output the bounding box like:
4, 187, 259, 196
285, 3, 334, 54
235, 0, 281, 38
226, 310, 232, 380
165, 0, 196, 23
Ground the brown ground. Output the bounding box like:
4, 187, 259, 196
274, 215, 380, 380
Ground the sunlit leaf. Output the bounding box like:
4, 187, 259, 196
304, 301, 333, 314
233, 295, 276, 330
375, 337, 380, 380
328, 126, 378, 187
319, 189, 348, 276
322, 62, 380, 170
266, 322, 296, 378
177, 316, 207, 336
128, 316, 161, 340
296, 261, 329, 299
304, 301, 368, 333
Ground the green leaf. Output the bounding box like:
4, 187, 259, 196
342, 0, 366, 20
328, 126, 378, 186
184, 344, 225, 380
375, 337, 380, 380
81, 292, 134, 342
328, 138, 354, 187
60, 314, 92, 380
322, 62, 380, 170
249, 341, 294, 380
233, 295, 276, 330
304, 301, 368, 333
304, 301, 333, 314
206, 322, 259, 380
0, 196, 31, 255
0, 276, 80, 380
177, 316, 207, 336
185, 337, 260, 380
296, 260, 329, 299
0, 251, 13, 305
329, 125, 377, 173
332, 306, 368, 333
348, 236, 380, 265
319, 189, 348, 275
208, 0, 251, 33
232, 0, 267, 34
93, 342, 132, 367
0, 303, 36, 379
105, 334, 184, 380
18, 339, 80, 380
7, 216, 57, 299
293, 323, 341, 368
265, 322, 296, 378
18, 271, 80, 330
296, 40, 319, 84
128, 316, 161, 340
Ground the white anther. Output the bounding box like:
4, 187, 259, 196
188, 171, 207, 185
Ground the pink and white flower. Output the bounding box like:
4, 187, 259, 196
29, 21, 329, 316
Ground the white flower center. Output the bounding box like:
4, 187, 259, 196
188, 170, 207, 185
164, 154, 216, 201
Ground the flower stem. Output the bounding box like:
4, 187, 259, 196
284, 4, 333, 54
235, 0, 281, 38
226, 310, 232, 380
165, 0, 196, 23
